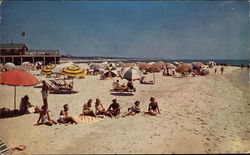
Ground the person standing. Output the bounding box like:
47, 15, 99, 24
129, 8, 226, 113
220, 66, 224, 75
41, 80, 50, 108
214, 67, 217, 74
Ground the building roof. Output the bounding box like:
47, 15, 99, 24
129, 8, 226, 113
0, 43, 27, 49
29, 49, 60, 55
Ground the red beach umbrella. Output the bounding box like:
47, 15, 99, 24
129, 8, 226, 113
0, 69, 40, 109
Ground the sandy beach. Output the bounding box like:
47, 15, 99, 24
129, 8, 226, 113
0, 65, 249, 154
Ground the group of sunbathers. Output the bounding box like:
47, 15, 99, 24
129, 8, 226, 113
112, 80, 136, 92
33, 97, 161, 126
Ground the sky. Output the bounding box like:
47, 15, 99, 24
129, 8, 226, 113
0, 1, 249, 59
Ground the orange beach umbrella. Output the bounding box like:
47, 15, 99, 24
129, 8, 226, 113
0, 69, 40, 109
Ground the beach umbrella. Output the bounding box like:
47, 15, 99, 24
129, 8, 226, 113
192, 62, 204, 67
4, 63, 16, 71
121, 67, 143, 81
105, 63, 116, 71
41, 68, 52, 75
47, 64, 56, 69
0, 69, 40, 109
207, 61, 216, 68
41, 64, 56, 75
165, 63, 176, 69
104, 70, 117, 78
138, 63, 150, 70
61, 66, 87, 78
173, 62, 180, 66
116, 62, 125, 68
175, 63, 192, 74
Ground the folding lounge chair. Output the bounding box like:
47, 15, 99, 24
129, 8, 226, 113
0, 139, 14, 155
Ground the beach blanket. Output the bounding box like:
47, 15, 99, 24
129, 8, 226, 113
74, 115, 102, 124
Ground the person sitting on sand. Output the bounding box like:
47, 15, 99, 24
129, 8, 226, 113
20, 95, 41, 114
83, 99, 102, 118
126, 80, 136, 91
107, 99, 122, 118
140, 76, 154, 84
112, 80, 121, 90
58, 104, 78, 124
34, 106, 57, 126
95, 98, 108, 116
145, 97, 161, 116
122, 101, 141, 117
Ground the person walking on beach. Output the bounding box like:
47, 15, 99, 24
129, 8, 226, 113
41, 80, 50, 107
220, 66, 224, 75
214, 68, 217, 74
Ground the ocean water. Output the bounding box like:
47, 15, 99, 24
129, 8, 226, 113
75, 59, 249, 67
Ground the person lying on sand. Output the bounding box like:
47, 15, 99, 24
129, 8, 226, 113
107, 99, 122, 118
83, 99, 103, 118
58, 104, 78, 124
20, 95, 41, 114
95, 98, 108, 116
34, 106, 57, 126
140, 76, 154, 84
122, 101, 141, 117
145, 97, 161, 116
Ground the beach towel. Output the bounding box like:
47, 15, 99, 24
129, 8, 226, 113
74, 115, 102, 124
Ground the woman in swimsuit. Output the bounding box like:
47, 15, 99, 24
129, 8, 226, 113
34, 106, 57, 126
122, 101, 141, 117
95, 98, 107, 116
146, 97, 160, 116
83, 99, 103, 118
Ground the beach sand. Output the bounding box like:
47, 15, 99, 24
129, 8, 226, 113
0, 65, 249, 154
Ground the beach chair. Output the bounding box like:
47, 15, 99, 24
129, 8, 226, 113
48, 81, 73, 94
0, 139, 15, 155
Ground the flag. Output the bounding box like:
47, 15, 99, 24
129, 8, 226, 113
21, 32, 25, 37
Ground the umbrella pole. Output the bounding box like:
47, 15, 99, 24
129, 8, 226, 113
14, 86, 16, 110
153, 72, 155, 84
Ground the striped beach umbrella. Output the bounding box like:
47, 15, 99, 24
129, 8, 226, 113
61, 66, 87, 78
104, 70, 117, 78
41, 65, 56, 75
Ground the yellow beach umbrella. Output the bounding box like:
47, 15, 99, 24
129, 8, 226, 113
41, 64, 56, 75
61, 66, 87, 78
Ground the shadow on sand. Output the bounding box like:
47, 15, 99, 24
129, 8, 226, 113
110, 92, 134, 96
50, 90, 78, 94
0, 109, 24, 119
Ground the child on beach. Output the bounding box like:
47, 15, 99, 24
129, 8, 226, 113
145, 97, 161, 116
58, 104, 78, 124
122, 101, 141, 117
34, 106, 57, 126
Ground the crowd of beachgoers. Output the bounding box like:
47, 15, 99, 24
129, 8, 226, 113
0, 60, 249, 154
